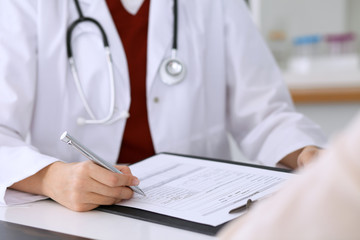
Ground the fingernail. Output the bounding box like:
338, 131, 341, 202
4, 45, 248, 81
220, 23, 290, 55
132, 177, 140, 186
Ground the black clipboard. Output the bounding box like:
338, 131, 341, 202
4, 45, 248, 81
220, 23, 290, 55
97, 153, 292, 236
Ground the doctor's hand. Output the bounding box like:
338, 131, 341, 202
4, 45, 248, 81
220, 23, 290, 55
279, 146, 322, 169
296, 146, 322, 167
11, 161, 140, 212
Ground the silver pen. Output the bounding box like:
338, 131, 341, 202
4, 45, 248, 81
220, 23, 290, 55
60, 131, 146, 196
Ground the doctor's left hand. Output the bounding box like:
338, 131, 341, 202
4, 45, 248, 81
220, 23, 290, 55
10, 161, 140, 212
296, 146, 322, 167
279, 146, 322, 169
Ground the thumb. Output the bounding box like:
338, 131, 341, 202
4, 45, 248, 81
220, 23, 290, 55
115, 165, 140, 186
297, 146, 321, 167
128, 175, 140, 186
115, 165, 133, 174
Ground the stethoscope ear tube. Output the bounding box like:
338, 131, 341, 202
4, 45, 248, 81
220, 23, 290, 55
67, 0, 109, 57
67, 0, 128, 125
66, 17, 109, 59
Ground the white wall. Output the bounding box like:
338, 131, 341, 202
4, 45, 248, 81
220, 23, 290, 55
349, 0, 360, 42
252, 0, 349, 39
295, 103, 359, 138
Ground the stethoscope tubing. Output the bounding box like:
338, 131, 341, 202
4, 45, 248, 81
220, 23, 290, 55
67, 0, 117, 125
66, 18, 109, 59
172, 0, 178, 50
66, 0, 183, 125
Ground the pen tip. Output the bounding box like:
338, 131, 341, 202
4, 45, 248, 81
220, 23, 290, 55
139, 190, 146, 196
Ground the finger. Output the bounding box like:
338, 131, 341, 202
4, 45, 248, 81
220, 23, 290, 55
115, 165, 132, 175
84, 191, 133, 206
87, 179, 134, 200
297, 146, 320, 167
88, 162, 139, 187
83, 192, 118, 206
68, 203, 99, 212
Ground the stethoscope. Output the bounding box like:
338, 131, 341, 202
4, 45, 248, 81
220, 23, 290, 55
66, 0, 185, 125
159, 0, 186, 85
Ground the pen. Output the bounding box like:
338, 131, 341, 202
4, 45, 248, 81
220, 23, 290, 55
229, 199, 256, 214
60, 131, 146, 196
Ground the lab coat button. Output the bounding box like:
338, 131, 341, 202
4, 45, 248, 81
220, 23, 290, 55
153, 97, 159, 103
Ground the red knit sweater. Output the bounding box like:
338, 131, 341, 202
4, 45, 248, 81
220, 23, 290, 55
106, 0, 155, 164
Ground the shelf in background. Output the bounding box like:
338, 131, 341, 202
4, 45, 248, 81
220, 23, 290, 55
284, 70, 360, 103
289, 87, 360, 103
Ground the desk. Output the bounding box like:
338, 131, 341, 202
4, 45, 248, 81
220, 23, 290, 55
0, 200, 216, 240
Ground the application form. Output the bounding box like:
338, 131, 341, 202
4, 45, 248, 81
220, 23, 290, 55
118, 154, 293, 226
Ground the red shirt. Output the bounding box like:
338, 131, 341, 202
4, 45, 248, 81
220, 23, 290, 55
106, 0, 155, 164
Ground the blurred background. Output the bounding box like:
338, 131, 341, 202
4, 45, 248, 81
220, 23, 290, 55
232, 0, 360, 162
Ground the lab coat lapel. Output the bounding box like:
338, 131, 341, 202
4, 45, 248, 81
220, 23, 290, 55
146, 0, 173, 91
77, 0, 130, 92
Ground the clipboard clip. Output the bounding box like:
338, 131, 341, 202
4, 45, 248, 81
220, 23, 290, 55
229, 199, 257, 214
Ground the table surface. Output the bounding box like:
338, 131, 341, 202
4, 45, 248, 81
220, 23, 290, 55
0, 200, 217, 240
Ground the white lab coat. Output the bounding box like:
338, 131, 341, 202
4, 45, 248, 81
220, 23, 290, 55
0, 0, 326, 205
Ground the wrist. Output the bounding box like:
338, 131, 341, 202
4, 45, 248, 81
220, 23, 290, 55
9, 161, 63, 196
41, 161, 66, 198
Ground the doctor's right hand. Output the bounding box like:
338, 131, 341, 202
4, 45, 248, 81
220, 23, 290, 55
10, 161, 140, 212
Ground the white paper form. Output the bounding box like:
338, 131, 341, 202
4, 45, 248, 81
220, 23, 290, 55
119, 154, 293, 226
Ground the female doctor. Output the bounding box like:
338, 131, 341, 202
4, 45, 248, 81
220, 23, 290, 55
0, 0, 326, 211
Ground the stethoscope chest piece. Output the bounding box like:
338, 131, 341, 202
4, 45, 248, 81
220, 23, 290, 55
160, 57, 186, 85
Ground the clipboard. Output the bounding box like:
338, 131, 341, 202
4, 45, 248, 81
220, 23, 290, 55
97, 153, 292, 236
